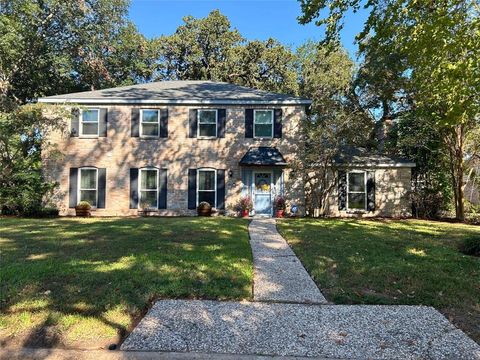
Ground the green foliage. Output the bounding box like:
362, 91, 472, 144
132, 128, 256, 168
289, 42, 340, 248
458, 236, 480, 257
0, 103, 66, 215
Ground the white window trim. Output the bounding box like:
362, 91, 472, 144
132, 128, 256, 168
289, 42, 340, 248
253, 109, 274, 139
79, 108, 100, 138
140, 109, 160, 138
196, 168, 217, 208
138, 168, 159, 209
78, 167, 98, 208
197, 109, 218, 139
346, 170, 367, 211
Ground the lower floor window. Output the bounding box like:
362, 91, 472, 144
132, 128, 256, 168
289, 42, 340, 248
347, 171, 366, 210
197, 169, 216, 207
140, 168, 158, 208
79, 168, 98, 207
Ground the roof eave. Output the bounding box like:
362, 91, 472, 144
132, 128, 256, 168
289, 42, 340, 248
334, 162, 416, 168
37, 98, 312, 105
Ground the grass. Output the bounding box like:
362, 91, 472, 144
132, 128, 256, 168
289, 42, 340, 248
0, 217, 252, 348
277, 218, 480, 343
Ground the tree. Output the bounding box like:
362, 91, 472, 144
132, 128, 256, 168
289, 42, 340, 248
295, 41, 372, 215
156, 10, 299, 95
298, 0, 480, 220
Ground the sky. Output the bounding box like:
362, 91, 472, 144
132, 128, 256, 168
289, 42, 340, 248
128, 0, 370, 60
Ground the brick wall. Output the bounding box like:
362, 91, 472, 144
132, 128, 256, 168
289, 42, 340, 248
43, 105, 306, 216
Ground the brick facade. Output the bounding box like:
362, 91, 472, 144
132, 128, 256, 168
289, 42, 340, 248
44, 105, 306, 216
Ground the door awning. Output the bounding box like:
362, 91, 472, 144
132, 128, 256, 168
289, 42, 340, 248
239, 147, 287, 166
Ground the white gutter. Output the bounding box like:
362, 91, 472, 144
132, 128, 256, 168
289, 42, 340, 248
337, 162, 416, 168
37, 98, 312, 105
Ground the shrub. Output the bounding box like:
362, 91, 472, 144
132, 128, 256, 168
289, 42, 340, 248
23, 206, 59, 218
458, 237, 480, 257
274, 196, 286, 210
237, 196, 253, 211
75, 201, 91, 210
409, 189, 444, 219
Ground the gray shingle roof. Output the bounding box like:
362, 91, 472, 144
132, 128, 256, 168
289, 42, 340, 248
37, 80, 311, 105
334, 146, 415, 167
239, 147, 287, 166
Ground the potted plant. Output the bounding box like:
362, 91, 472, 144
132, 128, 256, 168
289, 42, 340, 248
238, 196, 253, 217
274, 196, 286, 218
197, 201, 212, 216
75, 201, 91, 217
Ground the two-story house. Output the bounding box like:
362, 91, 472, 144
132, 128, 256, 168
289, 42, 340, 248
39, 81, 309, 216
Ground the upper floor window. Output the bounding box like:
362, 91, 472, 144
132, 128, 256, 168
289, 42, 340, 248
140, 109, 160, 137
197, 169, 216, 207
80, 109, 99, 137
347, 171, 366, 210
198, 109, 217, 138
79, 168, 98, 207
139, 168, 158, 208
254, 110, 273, 138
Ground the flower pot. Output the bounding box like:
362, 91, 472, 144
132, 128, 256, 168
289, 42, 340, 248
242, 210, 250, 218
275, 210, 284, 218
75, 208, 91, 217
197, 208, 211, 217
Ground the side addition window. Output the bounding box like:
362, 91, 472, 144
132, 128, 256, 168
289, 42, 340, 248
141, 109, 160, 137
254, 110, 273, 138
80, 109, 99, 137
197, 169, 216, 207
79, 168, 98, 207
198, 109, 217, 138
139, 168, 158, 208
347, 171, 366, 210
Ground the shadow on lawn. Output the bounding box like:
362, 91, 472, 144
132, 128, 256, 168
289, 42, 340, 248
0, 217, 252, 348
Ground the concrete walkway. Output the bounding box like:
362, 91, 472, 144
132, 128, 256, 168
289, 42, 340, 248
120, 218, 480, 359
249, 218, 326, 303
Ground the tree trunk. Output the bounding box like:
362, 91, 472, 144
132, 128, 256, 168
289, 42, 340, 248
446, 124, 465, 221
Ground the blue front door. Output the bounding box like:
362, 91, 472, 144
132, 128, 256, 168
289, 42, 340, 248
254, 172, 272, 215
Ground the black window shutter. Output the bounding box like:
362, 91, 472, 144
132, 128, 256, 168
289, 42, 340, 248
71, 109, 79, 137
367, 171, 376, 211
131, 108, 140, 137
338, 170, 347, 211
160, 108, 168, 138
97, 168, 107, 208
274, 108, 282, 138
189, 109, 198, 138
69, 168, 78, 208
130, 168, 139, 209
216, 169, 225, 210
245, 109, 253, 138
158, 168, 167, 209
188, 169, 197, 209
99, 108, 108, 137
217, 109, 226, 138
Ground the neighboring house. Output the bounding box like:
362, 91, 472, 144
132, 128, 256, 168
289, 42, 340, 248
39, 81, 308, 216
39, 80, 414, 217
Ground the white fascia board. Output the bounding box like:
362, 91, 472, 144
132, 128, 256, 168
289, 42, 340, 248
335, 162, 416, 168
37, 98, 313, 105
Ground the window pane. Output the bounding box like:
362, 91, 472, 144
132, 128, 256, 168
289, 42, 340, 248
140, 191, 157, 208
82, 109, 98, 122
255, 124, 272, 137
255, 110, 273, 124
198, 191, 215, 207
199, 110, 216, 123
141, 170, 157, 190
82, 122, 98, 135
348, 173, 365, 192
141, 123, 159, 136
199, 123, 216, 137
80, 169, 97, 189
348, 193, 365, 210
80, 190, 97, 207
198, 171, 215, 190
142, 110, 159, 123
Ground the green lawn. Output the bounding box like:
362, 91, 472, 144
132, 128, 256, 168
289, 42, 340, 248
0, 217, 252, 348
277, 218, 480, 343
